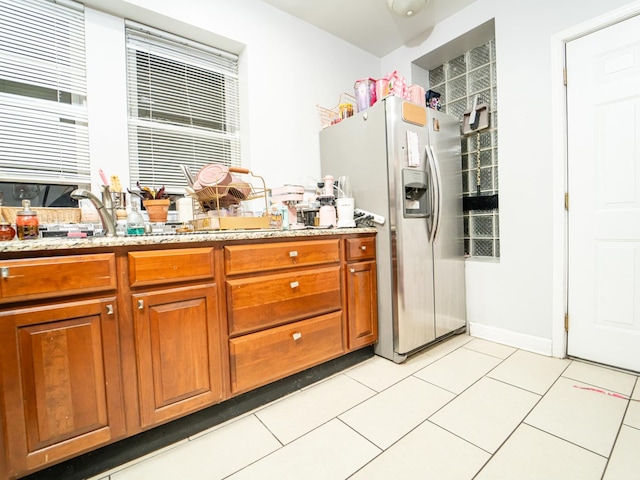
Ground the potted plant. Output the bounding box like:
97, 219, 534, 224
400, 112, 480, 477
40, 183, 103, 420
134, 182, 171, 223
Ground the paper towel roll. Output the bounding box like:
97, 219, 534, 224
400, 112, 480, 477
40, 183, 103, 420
176, 196, 194, 222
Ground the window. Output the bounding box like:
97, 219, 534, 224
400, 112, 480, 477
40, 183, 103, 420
125, 22, 240, 193
429, 40, 499, 258
0, 0, 89, 185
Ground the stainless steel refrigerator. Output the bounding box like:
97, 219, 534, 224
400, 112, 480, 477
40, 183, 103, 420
320, 95, 466, 363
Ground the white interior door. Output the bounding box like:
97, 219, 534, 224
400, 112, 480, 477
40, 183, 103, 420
566, 14, 640, 372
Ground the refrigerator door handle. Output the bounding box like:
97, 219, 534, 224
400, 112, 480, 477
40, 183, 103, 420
426, 144, 443, 243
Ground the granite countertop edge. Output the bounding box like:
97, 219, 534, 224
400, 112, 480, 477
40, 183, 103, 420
0, 227, 377, 253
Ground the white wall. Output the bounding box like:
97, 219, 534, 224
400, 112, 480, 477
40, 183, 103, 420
82, 0, 380, 193
81, 0, 639, 358
382, 0, 639, 355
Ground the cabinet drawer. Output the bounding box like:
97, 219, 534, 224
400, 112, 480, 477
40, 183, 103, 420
229, 311, 344, 393
345, 236, 376, 261
224, 239, 340, 275
226, 265, 341, 336
0, 254, 116, 303
128, 247, 215, 287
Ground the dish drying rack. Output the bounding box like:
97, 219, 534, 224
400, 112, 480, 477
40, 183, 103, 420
191, 167, 270, 230
316, 93, 357, 129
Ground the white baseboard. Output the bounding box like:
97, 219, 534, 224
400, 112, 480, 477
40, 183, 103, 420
469, 322, 554, 357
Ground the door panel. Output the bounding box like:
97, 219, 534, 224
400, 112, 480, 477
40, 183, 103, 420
0, 299, 125, 476
566, 14, 640, 372
133, 285, 223, 427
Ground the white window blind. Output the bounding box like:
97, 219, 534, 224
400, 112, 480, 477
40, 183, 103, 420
125, 22, 241, 192
0, 0, 89, 185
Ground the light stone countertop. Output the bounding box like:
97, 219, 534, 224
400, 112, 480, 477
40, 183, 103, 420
0, 227, 377, 253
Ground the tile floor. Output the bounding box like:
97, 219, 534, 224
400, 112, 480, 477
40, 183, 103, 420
90, 335, 640, 480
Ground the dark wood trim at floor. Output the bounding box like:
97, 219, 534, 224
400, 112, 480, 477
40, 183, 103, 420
22, 347, 374, 480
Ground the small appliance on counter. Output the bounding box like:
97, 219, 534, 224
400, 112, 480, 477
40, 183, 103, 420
270, 185, 305, 228
317, 175, 336, 228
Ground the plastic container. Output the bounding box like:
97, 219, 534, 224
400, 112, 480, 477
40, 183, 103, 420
16, 199, 39, 240
354, 78, 377, 112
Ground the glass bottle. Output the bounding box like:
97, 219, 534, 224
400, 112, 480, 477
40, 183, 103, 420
16, 199, 39, 240
0, 199, 16, 240
126, 200, 145, 236
0, 222, 16, 241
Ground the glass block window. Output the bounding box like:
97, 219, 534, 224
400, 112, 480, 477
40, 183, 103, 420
429, 40, 499, 258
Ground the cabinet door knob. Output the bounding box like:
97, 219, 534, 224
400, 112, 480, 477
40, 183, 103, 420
106, 304, 114, 315
290, 281, 299, 289
350, 268, 355, 273
137, 299, 144, 310
292, 332, 302, 341
360, 245, 367, 251
0, 267, 8, 278
289, 250, 298, 258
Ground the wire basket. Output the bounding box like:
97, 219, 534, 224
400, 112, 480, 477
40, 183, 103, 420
191, 167, 270, 230
0, 206, 81, 224
316, 93, 357, 129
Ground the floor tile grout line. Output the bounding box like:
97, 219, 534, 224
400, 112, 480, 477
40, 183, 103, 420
597, 376, 639, 480
470, 358, 579, 478
95, 338, 640, 480
521, 421, 611, 460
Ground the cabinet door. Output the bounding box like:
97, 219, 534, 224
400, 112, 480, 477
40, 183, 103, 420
132, 285, 223, 427
346, 260, 378, 349
0, 299, 125, 478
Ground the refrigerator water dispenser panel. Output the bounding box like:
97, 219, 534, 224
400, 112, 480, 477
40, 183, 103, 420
402, 169, 428, 217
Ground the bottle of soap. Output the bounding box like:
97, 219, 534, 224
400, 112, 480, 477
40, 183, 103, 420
126, 199, 145, 236
16, 199, 39, 240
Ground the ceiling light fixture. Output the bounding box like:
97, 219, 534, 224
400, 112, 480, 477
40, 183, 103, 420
387, 0, 430, 17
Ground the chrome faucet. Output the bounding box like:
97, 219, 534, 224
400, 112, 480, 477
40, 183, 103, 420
71, 188, 117, 236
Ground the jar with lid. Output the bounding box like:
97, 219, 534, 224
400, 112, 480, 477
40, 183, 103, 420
339, 103, 353, 119
0, 221, 16, 241
16, 199, 39, 240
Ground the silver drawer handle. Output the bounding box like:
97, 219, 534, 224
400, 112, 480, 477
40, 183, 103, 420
137, 299, 144, 310
290, 281, 299, 289
292, 332, 302, 341
289, 250, 298, 258
1, 267, 8, 278
106, 304, 114, 315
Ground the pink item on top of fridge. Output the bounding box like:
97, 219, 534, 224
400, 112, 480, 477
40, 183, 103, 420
354, 78, 377, 111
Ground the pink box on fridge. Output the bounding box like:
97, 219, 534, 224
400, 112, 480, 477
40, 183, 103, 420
354, 78, 377, 111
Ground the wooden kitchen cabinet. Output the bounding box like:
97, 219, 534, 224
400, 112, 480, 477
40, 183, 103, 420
345, 236, 378, 349
0, 253, 124, 479
229, 311, 344, 393
0, 253, 116, 304
0, 298, 125, 479
0, 231, 377, 477
225, 238, 345, 394
127, 247, 224, 429
131, 285, 223, 427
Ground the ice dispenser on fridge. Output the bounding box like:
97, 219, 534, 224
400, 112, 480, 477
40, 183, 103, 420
402, 169, 428, 217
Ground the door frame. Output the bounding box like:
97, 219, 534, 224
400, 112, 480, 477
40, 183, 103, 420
550, 1, 640, 359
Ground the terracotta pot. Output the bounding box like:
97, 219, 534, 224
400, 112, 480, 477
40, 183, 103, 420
143, 199, 170, 223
